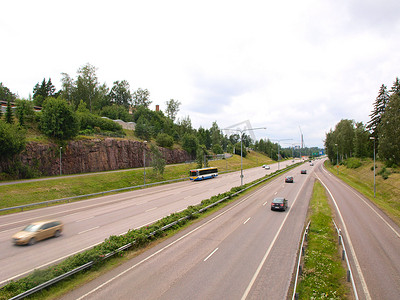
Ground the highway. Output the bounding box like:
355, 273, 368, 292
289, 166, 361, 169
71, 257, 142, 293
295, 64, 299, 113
61, 160, 316, 299
0, 160, 299, 286
315, 162, 400, 300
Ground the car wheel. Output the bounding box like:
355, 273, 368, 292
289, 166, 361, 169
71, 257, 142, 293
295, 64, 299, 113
28, 238, 36, 246
54, 230, 61, 238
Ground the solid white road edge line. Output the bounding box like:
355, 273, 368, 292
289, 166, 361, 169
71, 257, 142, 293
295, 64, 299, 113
321, 165, 400, 238
316, 172, 371, 300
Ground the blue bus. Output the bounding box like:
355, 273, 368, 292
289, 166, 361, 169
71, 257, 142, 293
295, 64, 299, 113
189, 167, 218, 181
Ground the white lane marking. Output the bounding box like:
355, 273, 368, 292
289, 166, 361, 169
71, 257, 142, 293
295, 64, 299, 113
204, 248, 219, 262
241, 172, 308, 300
145, 207, 157, 212
78, 226, 100, 235
322, 165, 400, 238
316, 172, 370, 300
274, 191, 278, 195
262, 201, 268, 206
76, 216, 94, 222
243, 217, 251, 225
77, 189, 266, 299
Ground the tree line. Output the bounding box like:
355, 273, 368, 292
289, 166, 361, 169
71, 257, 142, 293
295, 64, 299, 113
325, 77, 400, 167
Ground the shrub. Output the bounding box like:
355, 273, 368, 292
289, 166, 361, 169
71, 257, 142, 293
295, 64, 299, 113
77, 112, 124, 135
344, 157, 362, 169
156, 133, 174, 148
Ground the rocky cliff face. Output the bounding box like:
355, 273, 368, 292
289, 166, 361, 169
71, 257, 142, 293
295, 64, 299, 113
0, 138, 191, 176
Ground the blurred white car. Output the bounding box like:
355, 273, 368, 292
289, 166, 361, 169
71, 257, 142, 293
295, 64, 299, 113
262, 165, 270, 169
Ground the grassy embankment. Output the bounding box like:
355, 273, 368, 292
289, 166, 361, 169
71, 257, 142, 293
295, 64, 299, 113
324, 159, 400, 226
296, 181, 351, 299
0, 151, 274, 213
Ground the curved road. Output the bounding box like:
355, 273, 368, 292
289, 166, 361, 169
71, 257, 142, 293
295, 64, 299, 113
315, 162, 400, 300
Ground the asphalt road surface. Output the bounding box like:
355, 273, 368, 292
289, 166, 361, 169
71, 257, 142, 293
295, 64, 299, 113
315, 163, 400, 300
60, 161, 316, 300
0, 160, 299, 286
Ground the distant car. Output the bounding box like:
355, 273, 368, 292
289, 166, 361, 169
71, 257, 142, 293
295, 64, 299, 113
12, 220, 63, 246
263, 165, 270, 170
285, 176, 294, 183
310, 162, 314, 166
271, 197, 288, 211
301, 169, 307, 174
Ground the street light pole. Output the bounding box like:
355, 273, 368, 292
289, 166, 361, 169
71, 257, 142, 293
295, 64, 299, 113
143, 141, 147, 186
223, 126, 266, 186
59, 147, 62, 176
370, 137, 376, 197
271, 138, 292, 170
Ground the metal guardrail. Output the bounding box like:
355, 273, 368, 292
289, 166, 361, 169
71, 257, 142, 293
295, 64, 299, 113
292, 219, 359, 300
6, 164, 301, 299
292, 220, 311, 300
332, 219, 359, 300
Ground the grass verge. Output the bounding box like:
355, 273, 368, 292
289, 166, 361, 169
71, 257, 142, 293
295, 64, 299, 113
296, 181, 351, 299
324, 159, 400, 226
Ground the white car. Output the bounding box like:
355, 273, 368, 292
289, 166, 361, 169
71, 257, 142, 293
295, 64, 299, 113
262, 165, 270, 170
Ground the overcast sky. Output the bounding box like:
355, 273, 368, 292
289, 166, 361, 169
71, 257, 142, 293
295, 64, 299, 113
2, 0, 400, 148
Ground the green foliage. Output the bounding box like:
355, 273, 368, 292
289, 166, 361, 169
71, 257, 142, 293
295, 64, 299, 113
378, 94, 400, 166
134, 115, 152, 140
33, 78, 56, 106
101, 105, 132, 122
165, 99, 181, 121
0, 82, 17, 102
150, 143, 166, 175
15, 99, 35, 127
344, 157, 362, 169
132, 87, 151, 108
77, 111, 124, 134
378, 166, 391, 180
182, 133, 198, 157
40, 97, 79, 140
0, 120, 26, 158
212, 143, 223, 154
109, 80, 132, 108
5, 99, 13, 124
156, 133, 174, 148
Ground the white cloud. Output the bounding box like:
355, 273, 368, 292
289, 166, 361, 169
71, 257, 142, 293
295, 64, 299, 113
1, 0, 400, 148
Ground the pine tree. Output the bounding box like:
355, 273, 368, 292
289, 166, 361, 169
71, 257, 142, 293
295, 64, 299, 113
367, 84, 389, 141
5, 99, 14, 124
389, 77, 400, 96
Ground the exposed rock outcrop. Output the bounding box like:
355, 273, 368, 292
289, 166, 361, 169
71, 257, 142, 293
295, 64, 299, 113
0, 138, 191, 176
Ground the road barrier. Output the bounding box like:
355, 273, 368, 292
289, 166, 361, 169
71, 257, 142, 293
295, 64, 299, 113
292, 220, 311, 300
332, 219, 359, 300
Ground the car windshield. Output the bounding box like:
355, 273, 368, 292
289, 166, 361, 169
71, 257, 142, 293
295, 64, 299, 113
22, 224, 41, 232
273, 198, 284, 203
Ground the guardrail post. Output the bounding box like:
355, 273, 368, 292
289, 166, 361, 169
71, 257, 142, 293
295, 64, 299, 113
294, 292, 299, 300
338, 235, 342, 245
299, 265, 302, 276
347, 270, 351, 282
305, 233, 307, 241
302, 246, 305, 256
342, 249, 345, 261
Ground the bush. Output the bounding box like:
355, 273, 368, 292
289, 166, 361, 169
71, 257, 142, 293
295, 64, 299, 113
77, 112, 124, 135
40, 97, 79, 140
156, 133, 174, 148
344, 157, 362, 169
